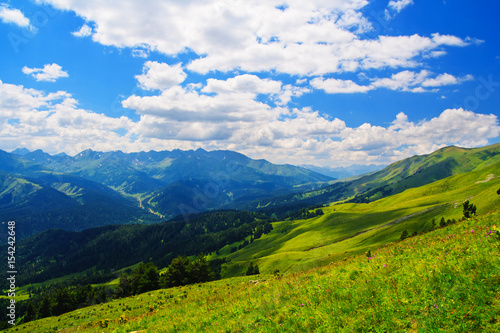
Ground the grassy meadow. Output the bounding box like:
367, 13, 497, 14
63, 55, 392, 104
4, 152, 500, 332
219, 162, 500, 277
6, 209, 500, 332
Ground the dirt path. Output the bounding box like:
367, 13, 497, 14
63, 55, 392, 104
137, 196, 164, 218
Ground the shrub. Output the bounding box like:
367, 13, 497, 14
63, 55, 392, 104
463, 200, 477, 219
246, 262, 260, 275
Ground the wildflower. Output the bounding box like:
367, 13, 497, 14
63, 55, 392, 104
470, 230, 474, 233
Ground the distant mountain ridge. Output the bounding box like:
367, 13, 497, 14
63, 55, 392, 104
300, 164, 383, 180
1, 147, 332, 238
4, 143, 500, 239
12, 148, 332, 194
237, 143, 500, 214
9, 142, 500, 291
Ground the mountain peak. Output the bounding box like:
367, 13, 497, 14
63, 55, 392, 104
75, 149, 102, 160
11, 148, 30, 156
24, 149, 52, 162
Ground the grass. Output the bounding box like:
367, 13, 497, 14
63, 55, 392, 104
5, 159, 500, 331
6, 210, 500, 332
220, 162, 500, 276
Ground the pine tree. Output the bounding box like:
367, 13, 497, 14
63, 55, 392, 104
164, 256, 191, 287
38, 295, 51, 318
190, 255, 212, 284
136, 262, 160, 293
24, 302, 36, 323
53, 287, 72, 315
400, 230, 409, 240
115, 273, 133, 298
463, 200, 477, 219
246, 262, 260, 275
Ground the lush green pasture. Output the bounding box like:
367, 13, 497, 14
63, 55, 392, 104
5, 160, 500, 332
7, 209, 500, 332
221, 162, 500, 276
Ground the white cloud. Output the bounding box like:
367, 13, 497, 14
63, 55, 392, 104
123, 85, 279, 123
311, 71, 474, 94
370, 70, 473, 92
422, 73, 474, 87
1, 1, 491, 166
277, 84, 311, 105
388, 109, 500, 150
35, 0, 470, 76
311, 77, 372, 93
131, 49, 149, 58
0, 4, 31, 28
1, 79, 499, 166
431, 33, 468, 47
388, 0, 414, 13
135, 61, 187, 91
203, 74, 282, 95
71, 24, 92, 37
371, 70, 431, 92
22, 63, 69, 82
0, 79, 133, 154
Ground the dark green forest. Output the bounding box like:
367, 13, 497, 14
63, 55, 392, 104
8, 210, 272, 288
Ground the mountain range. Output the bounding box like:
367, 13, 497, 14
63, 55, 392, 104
242, 143, 500, 214
2, 142, 500, 331
4, 144, 500, 240
0, 148, 332, 238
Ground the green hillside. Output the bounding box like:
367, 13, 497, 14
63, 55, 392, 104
0, 172, 79, 221
8, 145, 500, 285
9, 211, 271, 287
2, 148, 333, 228
241, 142, 500, 213
218, 158, 500, 276
4, 144, 500, 330
0, 171, 159, 239
6, 209, 500, 332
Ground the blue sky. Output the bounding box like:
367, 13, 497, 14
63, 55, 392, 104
0, 0, 499, 167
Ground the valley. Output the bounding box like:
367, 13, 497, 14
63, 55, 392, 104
1, 143, 500, 331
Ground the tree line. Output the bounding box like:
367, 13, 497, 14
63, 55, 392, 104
9, 210, 273, 289
15, 254, 224, 325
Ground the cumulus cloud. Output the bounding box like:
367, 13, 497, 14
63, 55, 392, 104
0, 4, 31, 28
311, 77, 372, 93
22, 63, 69, 82
203, 74, 282, 95
421, 73, 474, 87
135, 61, 187, 91
311, 71, 473, 94
388, 109, 500, 150
2, 78, 499, 166
0, 79, 133, 154
126, 73, 310, 122
35, 0, 470, 76
3, 1, 493, 166
277, 84, 311, 105
388, 0, 413, 13
371, 70, 431, 92
71, 24, 92, 37
123, 85, 279, 123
